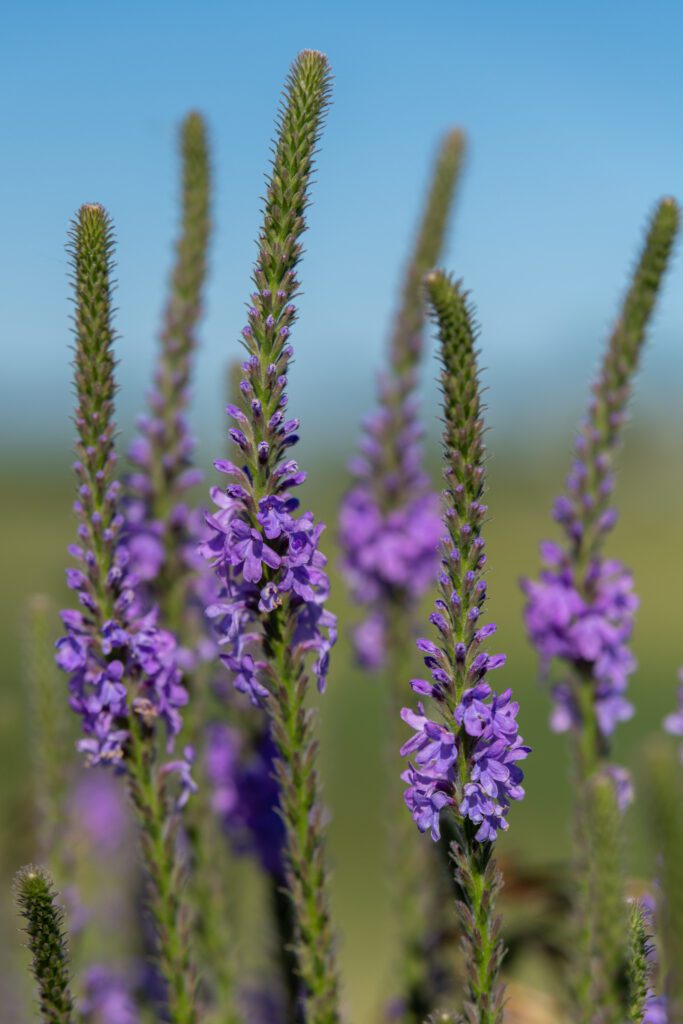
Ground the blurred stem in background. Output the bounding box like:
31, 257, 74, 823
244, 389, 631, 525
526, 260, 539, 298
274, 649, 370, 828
339, 128, 465, 1021
645, 743, 683, 1023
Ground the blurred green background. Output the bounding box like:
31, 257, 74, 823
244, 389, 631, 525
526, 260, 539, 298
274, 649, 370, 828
2, 422, 683, 1018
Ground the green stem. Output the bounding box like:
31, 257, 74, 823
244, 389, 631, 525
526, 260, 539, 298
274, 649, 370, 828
126, 722, 196, 1024
450, 836, 504, 1024
266, 615, 339, 1024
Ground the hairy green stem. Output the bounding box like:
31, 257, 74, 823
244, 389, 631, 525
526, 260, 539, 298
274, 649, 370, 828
127, 722, 196, 1024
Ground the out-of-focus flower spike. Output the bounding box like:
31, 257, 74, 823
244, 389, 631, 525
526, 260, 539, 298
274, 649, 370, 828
391, 128, 465, 377
523, 199, 679, 756
340, 130, 465, 670
201, 51, 340, 1024
14, 865, 74, 1023
126, 111, 211, 655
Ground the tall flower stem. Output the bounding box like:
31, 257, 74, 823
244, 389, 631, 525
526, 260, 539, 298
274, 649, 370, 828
425, 271, 507, 1024
58, 204, 196, 1024
201, 51, 339, 1024
399, 272, 528, 1024
522, 198, 679, 1022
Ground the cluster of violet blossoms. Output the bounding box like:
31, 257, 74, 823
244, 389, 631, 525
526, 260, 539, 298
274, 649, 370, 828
201, 359, 336, 706
401, 639, 528, 843
56, 466, 189, 771
523, 540, 637, 739
339, 389, 442, 668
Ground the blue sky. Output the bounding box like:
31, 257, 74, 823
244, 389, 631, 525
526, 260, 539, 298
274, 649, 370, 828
2, 0, 682, 457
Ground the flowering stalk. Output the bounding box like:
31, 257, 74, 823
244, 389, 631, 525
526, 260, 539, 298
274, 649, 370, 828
400, 272, 530, 1024
339, 128, 464, 670
521, 199, 679, 1021
55, 204, 196, 1024
201, 51, 339, 1023
14, 866, 74, 1024
523, 198, 679, 773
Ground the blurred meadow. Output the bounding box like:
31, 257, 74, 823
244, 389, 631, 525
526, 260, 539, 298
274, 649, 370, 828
2, 1, 683, 1019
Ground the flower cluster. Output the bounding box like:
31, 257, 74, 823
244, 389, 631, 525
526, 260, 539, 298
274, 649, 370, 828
56, 543, 188, 767
202, 432, 336, 704
205, 722, 285, 878
339, 391, 442, 668
401, 649, 528, 843
523, 542, 637, 737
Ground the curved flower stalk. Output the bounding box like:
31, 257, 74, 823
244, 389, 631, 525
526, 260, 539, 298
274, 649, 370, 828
400, 272, 530, 1024
339, 128, 464, 670
522, 198, 679, 773
201, 51, 339, 1023
125, 110, 211, 676
14, 866, 74, 1024
55, 205, 197, 1024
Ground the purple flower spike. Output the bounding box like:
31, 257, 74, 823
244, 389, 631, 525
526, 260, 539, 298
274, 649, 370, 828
400, 273, 529, 851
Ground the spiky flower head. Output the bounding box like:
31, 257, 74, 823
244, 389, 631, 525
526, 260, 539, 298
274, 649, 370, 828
14, 866, 74, 1024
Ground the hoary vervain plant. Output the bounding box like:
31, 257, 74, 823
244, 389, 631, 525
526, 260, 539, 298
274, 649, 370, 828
522, 198, 679, 1022
201, 50, 340, 1024
55, 204, 197, 1024
400, 271, 530, 1024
